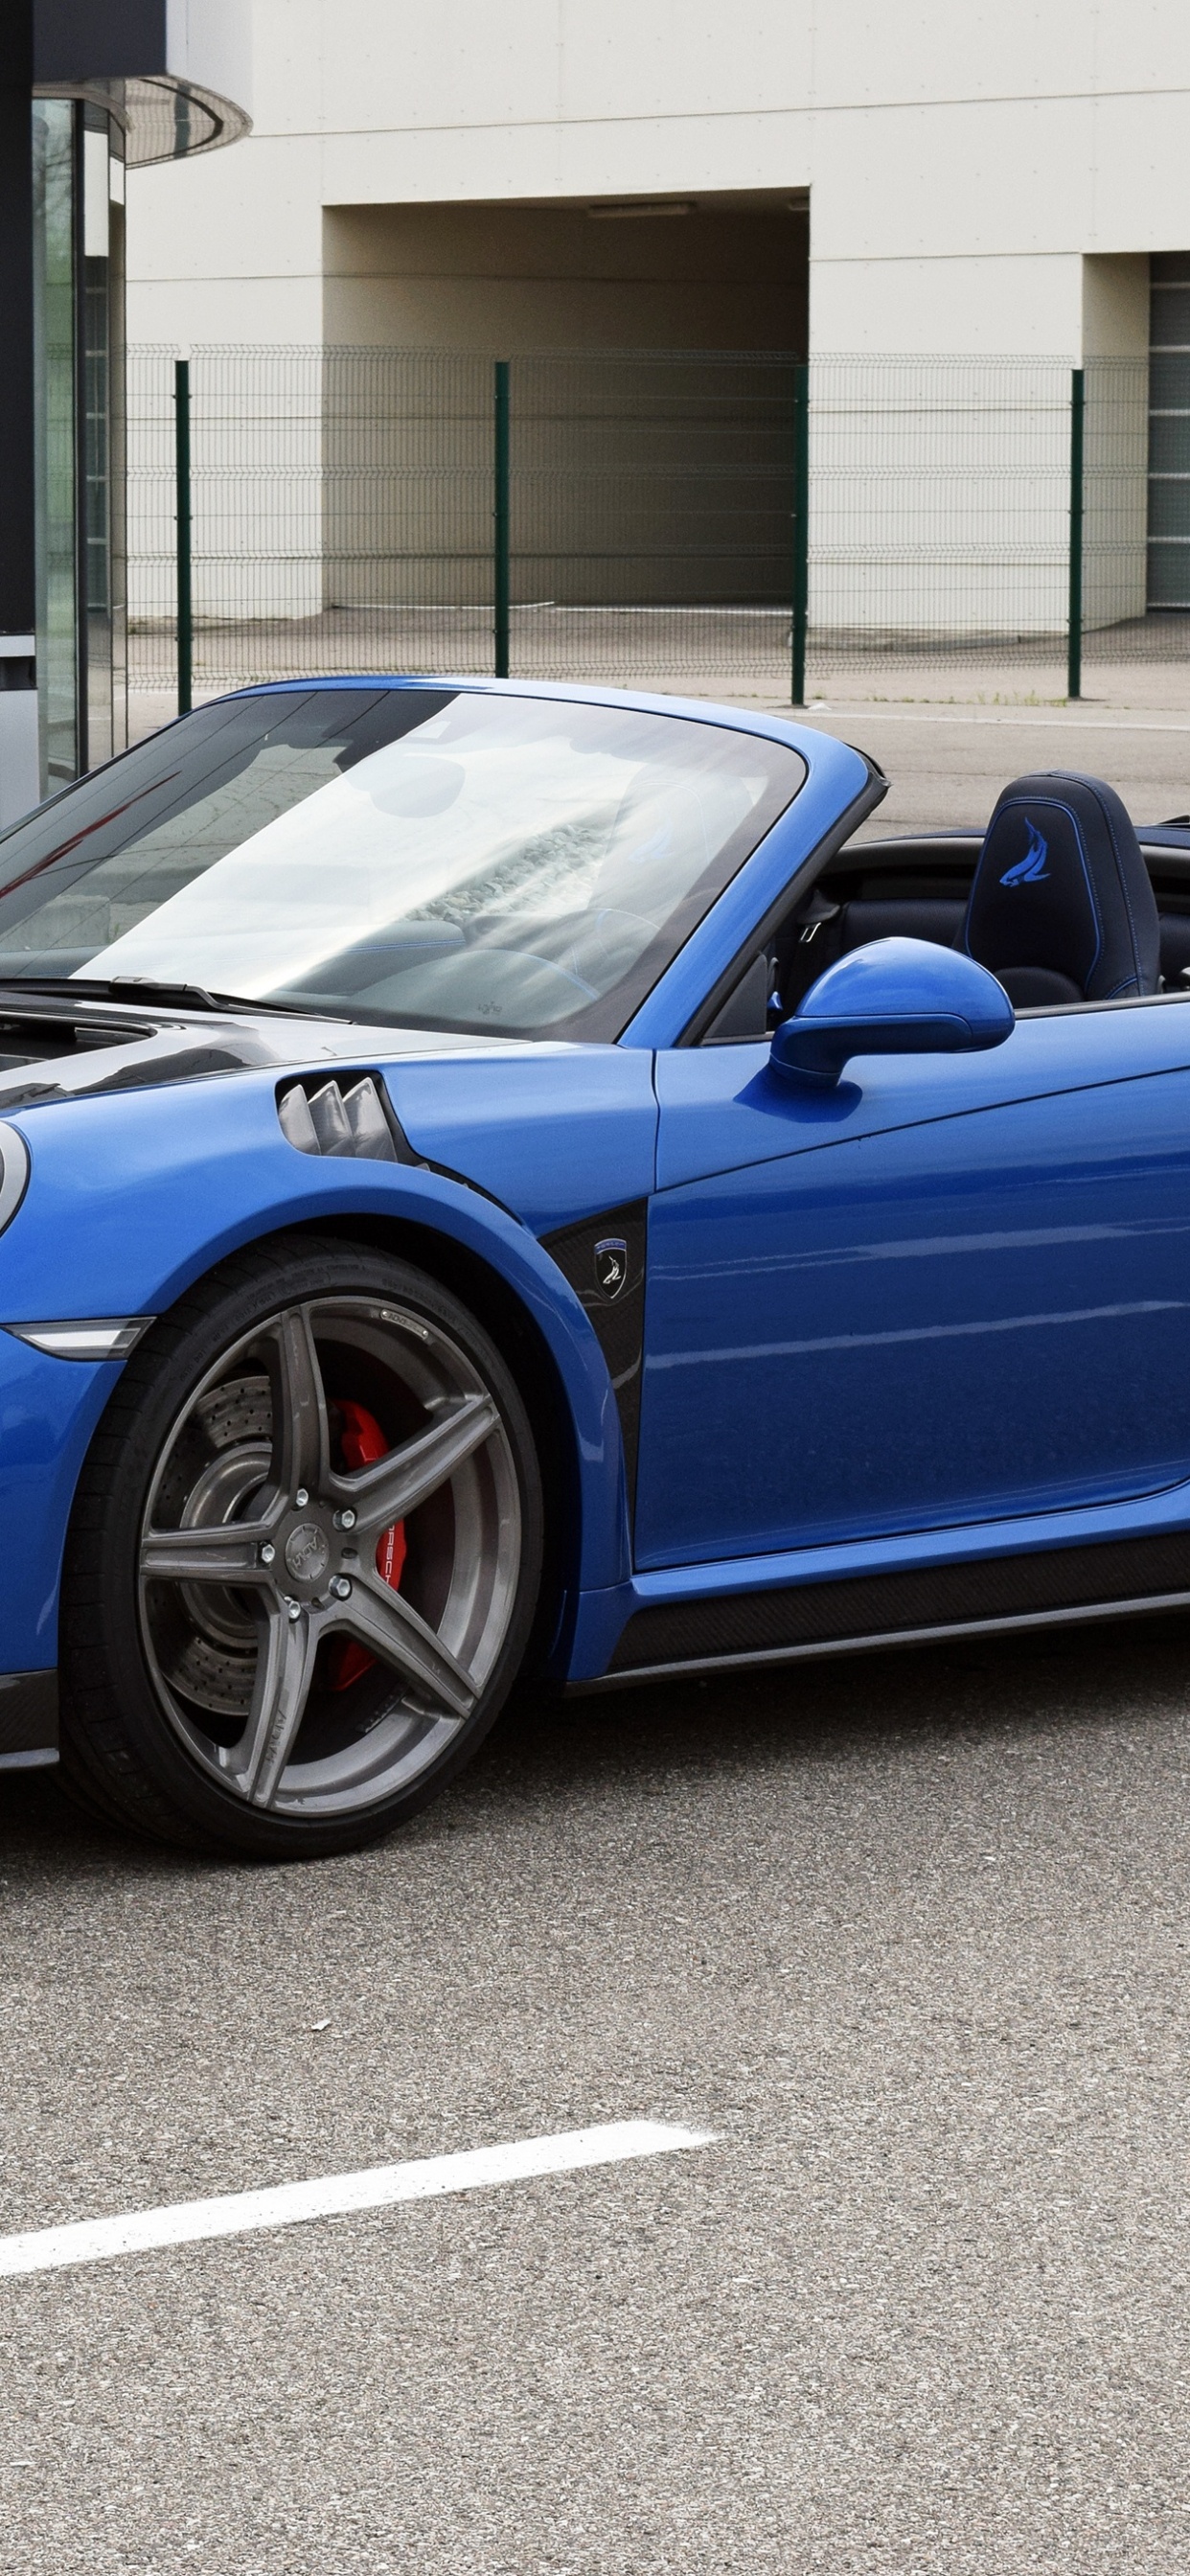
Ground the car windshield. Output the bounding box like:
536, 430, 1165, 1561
0, 687, 804, 1040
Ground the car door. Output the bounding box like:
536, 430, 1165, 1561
633, 1004, 1190, 1571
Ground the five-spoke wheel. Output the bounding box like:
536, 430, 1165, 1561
59, 1242, 543, 1856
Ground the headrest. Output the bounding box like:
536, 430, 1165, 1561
964, 772, 1159, 1004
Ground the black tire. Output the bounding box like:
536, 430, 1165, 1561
58, 1235, 544, 1859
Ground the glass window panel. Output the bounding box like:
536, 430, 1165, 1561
1147, 541, 1190, 608
1151, 285, 1190, 347
32, 100, 78, 791
1147, 416, 1190, 473
1149, 267, 1190, 606
1146, 480, 1190, 540
1149, 352, 1190, 410
0, 687, 803, 1039
106, 132, 126, 762
83, 111, 115, 768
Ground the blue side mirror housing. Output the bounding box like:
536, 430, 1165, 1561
771, 936, 1015, 1088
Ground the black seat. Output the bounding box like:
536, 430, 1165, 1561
963, 771, 1160, 1007
1157, 910, 1190, 990
839, 895, 967, 954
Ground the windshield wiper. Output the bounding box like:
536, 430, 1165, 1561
0, 976, 345, 1021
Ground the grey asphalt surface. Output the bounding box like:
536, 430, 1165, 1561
6, 697, 1190, 2572
5, 1618, 1190, 2574
791, 702, 1190, 838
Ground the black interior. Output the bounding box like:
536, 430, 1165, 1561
701, 800, 1190, 1041
961, 772, 1160, 1006
772, 839, 974, 1019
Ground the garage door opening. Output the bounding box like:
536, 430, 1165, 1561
320, 191, 808, 670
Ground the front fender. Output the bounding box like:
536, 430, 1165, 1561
0, 1072, 631, 1670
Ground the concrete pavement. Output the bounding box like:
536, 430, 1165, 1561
4, 1612, 1190, 2572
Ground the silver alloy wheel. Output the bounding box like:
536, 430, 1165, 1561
137, 1294, 522, 1818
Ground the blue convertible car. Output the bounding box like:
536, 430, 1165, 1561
1, 676, 1188, 1856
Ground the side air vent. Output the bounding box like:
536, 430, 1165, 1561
277, 1074, 401, 1163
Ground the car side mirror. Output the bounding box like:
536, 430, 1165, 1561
770, 936, 1014, 1088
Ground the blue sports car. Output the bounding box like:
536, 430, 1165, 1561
1, 676, 1188, 1857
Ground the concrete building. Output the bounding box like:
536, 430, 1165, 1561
122, 4, 1190, 648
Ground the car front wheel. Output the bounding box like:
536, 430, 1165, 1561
58, 1237, 543, 1857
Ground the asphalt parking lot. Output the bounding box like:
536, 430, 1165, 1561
787, 690, 1190, 838
5, 1610, 1190, 2575
6, 693, 1190, 2573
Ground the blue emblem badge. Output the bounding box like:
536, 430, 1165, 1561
594, 1238, 629, 1299
999, 819, 1049, 886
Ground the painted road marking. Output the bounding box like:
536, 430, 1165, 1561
0, 2120, 715, 2279
807, 710, 1190, 735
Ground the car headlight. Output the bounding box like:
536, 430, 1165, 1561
0, 1122, 30, 1236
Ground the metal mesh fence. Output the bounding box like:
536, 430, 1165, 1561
806, 356, 1177, 677
808, 356, 1071, 665
1083, 355, 1190, 665
127, 345, 800, 700
127, 345, 1190, 709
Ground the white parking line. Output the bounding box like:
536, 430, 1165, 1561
0, 2120, 715, 2280
814, 709, 1190, 735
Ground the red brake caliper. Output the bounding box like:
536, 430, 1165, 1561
328, 1398, 406, 1691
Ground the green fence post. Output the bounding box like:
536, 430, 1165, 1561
1067, 365, 1084, 702
493, 358, 510, 680
791, 360, 809, 706
174, 356, 193, 718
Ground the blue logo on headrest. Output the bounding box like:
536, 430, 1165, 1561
999, 819, 1049, 886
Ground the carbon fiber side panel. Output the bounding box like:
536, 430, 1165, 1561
539, 1201, 647, 1510
609, 1530, 1190, 1671
0, 1670, 58, 1757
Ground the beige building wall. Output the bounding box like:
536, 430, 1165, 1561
124, 0, 1190, 642
127, 0, 1190, 365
